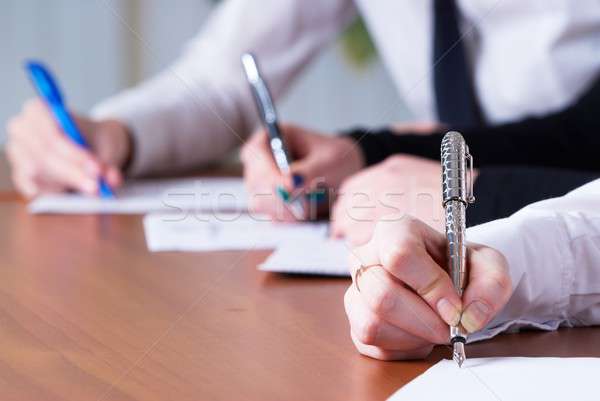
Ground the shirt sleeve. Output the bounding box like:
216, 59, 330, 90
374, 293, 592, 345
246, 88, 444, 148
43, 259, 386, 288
91, 0, 356, 177
465, 179, 600, 342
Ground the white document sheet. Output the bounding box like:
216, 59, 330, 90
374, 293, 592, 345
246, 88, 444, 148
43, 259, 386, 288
259, 238, 350, 276
29, 177, 248, 214
389, 357, 600, 401
143, 213, 330, 252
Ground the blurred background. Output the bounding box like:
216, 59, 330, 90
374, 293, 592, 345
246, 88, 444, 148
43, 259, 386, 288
1, 0, 411, 145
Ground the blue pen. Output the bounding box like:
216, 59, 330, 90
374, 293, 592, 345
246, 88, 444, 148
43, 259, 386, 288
24, 61, 114, 198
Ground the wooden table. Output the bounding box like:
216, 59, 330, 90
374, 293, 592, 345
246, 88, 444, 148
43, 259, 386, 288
0, 173, 599, 400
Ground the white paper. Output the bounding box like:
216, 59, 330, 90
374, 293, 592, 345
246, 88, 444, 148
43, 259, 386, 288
29, 177, 248, 214
143, 212, 330, 252
259, 238, 350, 276
389, 357, 600, 401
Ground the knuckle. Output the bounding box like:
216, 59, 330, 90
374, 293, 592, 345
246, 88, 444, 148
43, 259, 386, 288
371, 286, 396, 315
355, 316, 381, 345
382, 242, 411, 272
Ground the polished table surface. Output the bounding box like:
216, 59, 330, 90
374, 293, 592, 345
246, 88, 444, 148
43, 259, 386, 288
0, 173, 599, 400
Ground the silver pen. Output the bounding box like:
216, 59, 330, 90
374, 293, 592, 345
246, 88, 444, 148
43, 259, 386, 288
241, 53, 305, 219
440, 131, 475, 368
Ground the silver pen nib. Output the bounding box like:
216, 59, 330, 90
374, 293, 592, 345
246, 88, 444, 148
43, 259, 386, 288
453, 341, 466, 368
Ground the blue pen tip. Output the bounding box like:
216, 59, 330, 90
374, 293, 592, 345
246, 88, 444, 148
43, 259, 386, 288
99, 180, 115, 199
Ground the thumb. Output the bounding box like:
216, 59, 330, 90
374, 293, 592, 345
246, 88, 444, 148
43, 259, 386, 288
460, 245, 512, 333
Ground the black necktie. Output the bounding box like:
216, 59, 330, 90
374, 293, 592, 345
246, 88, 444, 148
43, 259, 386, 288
433, 0, 482, 127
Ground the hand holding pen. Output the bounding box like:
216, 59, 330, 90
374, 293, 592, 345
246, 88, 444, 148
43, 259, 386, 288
241, 123, 362, 221
343, 216, 513, 362
240, 53, 363, 221
342, 133, 512, 362
5, 61, 130, 198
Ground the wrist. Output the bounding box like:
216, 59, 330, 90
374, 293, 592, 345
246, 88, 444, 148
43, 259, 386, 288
337, 135, 365, 172
342, 127, 392, 167
103, 119, 134, 171
331, 136, 365, 188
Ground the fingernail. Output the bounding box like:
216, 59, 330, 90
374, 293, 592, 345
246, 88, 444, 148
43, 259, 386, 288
276, 186, 290, 203
461, 301, 491, 333
436, 298, 461, 327
292, 174, 304, 188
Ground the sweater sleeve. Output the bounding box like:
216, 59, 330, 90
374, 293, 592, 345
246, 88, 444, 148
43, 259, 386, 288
346, 74, 600, 171
467, 166, 599, 227
92, 0, 356, 177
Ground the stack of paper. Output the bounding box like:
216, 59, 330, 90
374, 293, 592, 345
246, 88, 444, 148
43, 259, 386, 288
29, 175, 354, 276
388, 357, 600, 401
143, 213, 329, 251
29, 177, 248, 214
143, 212, 351, 276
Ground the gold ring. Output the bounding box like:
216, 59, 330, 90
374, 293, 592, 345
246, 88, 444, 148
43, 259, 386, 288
353, 264, 382, 292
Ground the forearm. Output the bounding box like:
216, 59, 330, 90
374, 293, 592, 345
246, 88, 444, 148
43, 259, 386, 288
93, 76, 253, 176
466, 180, 600, 342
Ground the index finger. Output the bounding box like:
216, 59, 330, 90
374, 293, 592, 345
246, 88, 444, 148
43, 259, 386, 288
241, 130, 292, 189
349, 241, 448, 344
373, 217, 463, 326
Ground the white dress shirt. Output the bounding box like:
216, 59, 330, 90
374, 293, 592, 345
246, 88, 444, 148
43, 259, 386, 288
92, 0, 600, 176
468, 179, 600, 342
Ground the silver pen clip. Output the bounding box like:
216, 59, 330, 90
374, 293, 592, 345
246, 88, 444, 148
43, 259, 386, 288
466, 148, 475, 205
